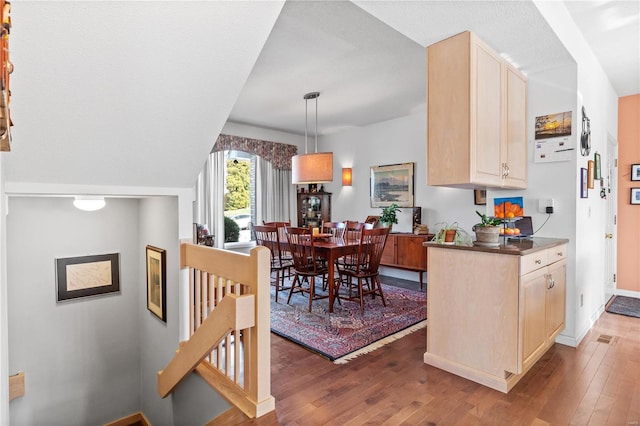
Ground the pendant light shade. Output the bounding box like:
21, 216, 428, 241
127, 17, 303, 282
292, 92, 333, 184
292, 152, 333, 184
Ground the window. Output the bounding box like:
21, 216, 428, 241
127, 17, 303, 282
224, 150, 255, 243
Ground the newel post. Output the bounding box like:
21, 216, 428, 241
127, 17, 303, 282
247, 246, 275, 416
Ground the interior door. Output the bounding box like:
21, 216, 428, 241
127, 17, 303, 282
604, 134, 618, 305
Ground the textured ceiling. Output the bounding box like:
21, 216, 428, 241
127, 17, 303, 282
563, 0, 640, 97
4, 1, 637, 191
230, 0, 638, 137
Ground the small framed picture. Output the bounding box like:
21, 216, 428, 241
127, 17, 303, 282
146, 245, 167, 322
594, 152, 601, 180
580, 168, 588, 198
587, 160, 594, 189
474, 189, 487, 205
56, 253, 120, 302
631, 188, 640, 205
632, 164, 640, 181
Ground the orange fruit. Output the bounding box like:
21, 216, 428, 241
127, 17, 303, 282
499, 228, 505, 235
505, 228, 515, 235
506, 212, 515, 219
513, 228, 520, 235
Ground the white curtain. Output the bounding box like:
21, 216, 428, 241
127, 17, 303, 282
196, 152, 292, 246
256, 156, 292, 224
194, 151, 225, 248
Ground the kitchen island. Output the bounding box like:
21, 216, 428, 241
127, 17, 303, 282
423, 237, 568, 393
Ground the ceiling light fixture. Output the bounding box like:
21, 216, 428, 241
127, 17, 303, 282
73, 196, 106, 211
291, 92, 333, 184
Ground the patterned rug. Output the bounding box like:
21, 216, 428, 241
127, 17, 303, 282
606, 295, 640, 318
270, 281, 427, 364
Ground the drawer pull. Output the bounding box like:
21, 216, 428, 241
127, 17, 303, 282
557, 252, 563, 256
535, 259, 542, 264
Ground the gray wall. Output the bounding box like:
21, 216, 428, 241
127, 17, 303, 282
7, 195, 228, 425
138, 196, 229, 426
7, 197, 141, 425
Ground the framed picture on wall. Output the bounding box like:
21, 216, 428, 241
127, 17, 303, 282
632, 164, 640, 181
580, 168, 588, 198
55, 253, 120, 302
631, 188, 640, 205
146, 245, 167, 322
473, 189, 487, 205
370, 162, 414, 208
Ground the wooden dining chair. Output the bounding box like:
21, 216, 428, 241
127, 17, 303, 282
337, 221, 373, 271
285, 226, 329, 312
263, 221, 293, 263
321, 221, 346, 238
336, 227, 390, 314
253, 224, 292, 302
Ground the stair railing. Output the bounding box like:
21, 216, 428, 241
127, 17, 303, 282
157, 243, 274, 418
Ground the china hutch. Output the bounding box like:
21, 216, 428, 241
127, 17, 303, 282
297, 191, 331, 228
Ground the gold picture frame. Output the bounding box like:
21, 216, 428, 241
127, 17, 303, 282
146, 245, 166, 322
370, 162, 414, 208
56, 253, 120, 302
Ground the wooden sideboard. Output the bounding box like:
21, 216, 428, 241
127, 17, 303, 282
381, 233, 434, 288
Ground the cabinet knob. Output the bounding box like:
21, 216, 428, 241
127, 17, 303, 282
535, 259, 542, 264
557, 252, 563, 256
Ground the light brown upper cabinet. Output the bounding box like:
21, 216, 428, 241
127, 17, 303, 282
427, 31, 527, 189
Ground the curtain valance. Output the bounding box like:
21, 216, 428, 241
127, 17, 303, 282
213, 134, 297, 171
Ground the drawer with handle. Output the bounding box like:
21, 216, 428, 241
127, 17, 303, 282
521, 250, 549, 275
548, 244, 567, 264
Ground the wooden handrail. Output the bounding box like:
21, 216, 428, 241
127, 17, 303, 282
157, 293, 255, 397
159, 243, 274, 418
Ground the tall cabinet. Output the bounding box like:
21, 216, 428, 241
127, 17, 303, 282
427, 31, 527, 189
297, 192, 331, 228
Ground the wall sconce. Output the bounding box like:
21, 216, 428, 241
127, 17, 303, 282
342, 167, 352, 186
73, 196, 106, 211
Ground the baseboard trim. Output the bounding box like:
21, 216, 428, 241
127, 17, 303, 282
103, 412, 150, 426
615, 289, 640, 298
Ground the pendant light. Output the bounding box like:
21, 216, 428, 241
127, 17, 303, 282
291, 92, 333, 184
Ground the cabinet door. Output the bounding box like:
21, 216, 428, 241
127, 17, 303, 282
520, 267, 547, 370
380, 234, 396, 265
503, 64, 527, 189
546, 260, 566, 340
471, 38, 503, 186
397, 235, 427, 270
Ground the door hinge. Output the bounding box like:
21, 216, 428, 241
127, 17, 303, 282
614, 215, 617, 225
613, 273, 616, 283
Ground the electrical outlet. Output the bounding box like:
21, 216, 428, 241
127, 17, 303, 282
538, 198, 555, 213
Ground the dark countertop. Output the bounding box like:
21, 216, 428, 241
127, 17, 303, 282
424, 237, 569, 256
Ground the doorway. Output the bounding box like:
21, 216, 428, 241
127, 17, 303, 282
604, 133, 618, 305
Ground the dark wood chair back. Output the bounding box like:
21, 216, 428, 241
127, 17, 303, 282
321, 221, 346, 239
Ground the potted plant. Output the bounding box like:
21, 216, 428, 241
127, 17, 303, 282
432, 221, 472, 244
473, 210, 502, 245
380, 203, 401, 229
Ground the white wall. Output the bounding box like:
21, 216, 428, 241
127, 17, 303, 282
0, 157, 8, 425
534, 0, 620, 345
7, 197, 141, 425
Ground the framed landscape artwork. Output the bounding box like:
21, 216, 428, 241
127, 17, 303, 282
370, 162, 414, 208
56, 253, 120, 302
146, 245, 167, 322
632, 164, 640, 181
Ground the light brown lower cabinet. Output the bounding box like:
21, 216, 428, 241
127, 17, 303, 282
424, 241, 567, 393
380, 233, 433, 287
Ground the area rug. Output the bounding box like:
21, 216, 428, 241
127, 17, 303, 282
606, 295, 640, 318
270, 282, 427, 364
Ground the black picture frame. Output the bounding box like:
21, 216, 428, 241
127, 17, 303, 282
146, 245, 167, 322
632, 164, 640, 181
631, 188, 640, 205
580, 167, 588, 198
56, 253, 120, 302
474, 189, 487, 205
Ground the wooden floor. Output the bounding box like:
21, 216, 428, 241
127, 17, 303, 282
216, 301, 640, 425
